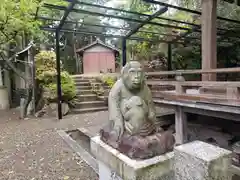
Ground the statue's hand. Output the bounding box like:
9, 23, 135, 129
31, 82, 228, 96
115, 124, 124, 141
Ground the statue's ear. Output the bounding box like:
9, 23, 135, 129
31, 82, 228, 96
143, 72, 147, 82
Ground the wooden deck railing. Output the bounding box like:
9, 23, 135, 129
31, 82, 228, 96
146, 67, 240, 77
146, 67, 240, 106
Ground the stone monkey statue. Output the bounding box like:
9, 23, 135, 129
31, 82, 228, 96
100, 61, 175, 159
107, 61, 161, 140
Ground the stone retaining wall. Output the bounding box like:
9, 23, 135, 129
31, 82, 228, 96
91, 137, 233, 180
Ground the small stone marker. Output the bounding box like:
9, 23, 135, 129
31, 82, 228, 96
174, 140, 233, 180
91, 136, 174, 180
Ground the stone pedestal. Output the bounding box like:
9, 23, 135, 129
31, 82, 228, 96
0, 87, 10, 110
91, 136, 174, 180
174, 141, 233, 180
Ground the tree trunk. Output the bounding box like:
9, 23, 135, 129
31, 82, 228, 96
16, 33, 33, 119
0, 65, 3, 87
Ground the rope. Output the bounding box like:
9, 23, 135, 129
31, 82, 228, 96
15, 59, 33, 65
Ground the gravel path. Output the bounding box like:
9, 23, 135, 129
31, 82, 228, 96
0, 109, 109, 180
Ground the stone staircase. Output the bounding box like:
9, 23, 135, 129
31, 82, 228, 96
72, 76, 108, 114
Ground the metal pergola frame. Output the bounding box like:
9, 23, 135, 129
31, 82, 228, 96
35, 0, 240, 119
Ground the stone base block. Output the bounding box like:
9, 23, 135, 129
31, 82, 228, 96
0, 87, 9, 110
91, 136, 174, 180
174, 140, 233, 180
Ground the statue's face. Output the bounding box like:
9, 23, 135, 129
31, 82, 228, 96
126, 62, 144, 89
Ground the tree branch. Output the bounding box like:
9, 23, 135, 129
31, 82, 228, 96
0, 53, 30, 82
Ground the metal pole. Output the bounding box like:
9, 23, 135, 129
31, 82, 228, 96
122, 39, 127, 66
55, 30, 62, 119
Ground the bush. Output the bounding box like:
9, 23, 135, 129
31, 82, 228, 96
35, 51, 59, 81
100, 74, 118, 88
90, 74, 118, 97
35, 51, 76, 103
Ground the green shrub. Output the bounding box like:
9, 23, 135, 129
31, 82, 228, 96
35, 51, 59, 81
35, 51, 76, 103
101, 74, 117, 88
89, 74, 117, 97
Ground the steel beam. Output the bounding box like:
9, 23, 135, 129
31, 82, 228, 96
41, 27, 185, 44
142, 0, 240, 24
57, 0, 78, 30
73, 1, 200, 28
38, 16, 188, 38
37, 15, 238, 37
122, 39, 127, 66
55, 0, 78, 120
125, 6, 168, 38
43, 3, 191, 31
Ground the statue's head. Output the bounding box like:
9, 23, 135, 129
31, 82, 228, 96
121, 61, 145, 90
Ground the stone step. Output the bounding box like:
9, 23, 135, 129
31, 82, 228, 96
75, 101, 106, 109
74, 78, 90, 83
76, 90, 93, 95
75, 82, 91, 86
76, 86, 92, 90
71, 106, 108, 114
72, 76, 95, 80
97, 96, 108, 101
78, 94, 98, 101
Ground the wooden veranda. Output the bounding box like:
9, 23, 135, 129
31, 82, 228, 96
142, 0, 240, 145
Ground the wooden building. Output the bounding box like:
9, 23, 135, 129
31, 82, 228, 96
76, 39, 119, 74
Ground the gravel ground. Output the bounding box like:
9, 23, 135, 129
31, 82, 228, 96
0, 109, 109, 180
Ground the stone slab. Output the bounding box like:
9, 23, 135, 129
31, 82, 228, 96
174, 140, 233, 180
91, 136, 174, 180
98, 160, 122, 180
58, 130, 98, 173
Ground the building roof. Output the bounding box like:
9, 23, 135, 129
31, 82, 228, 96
76, 38, 120, 54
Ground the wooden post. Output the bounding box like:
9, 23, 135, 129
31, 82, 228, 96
167, 43, 172, 71
227, 87, 240, 100
201, 0, 217, 81
175, 74, 186, 94
175, 106, 188, 145
175, 74, 187, 145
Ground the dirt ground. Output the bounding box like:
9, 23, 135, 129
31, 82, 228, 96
1, 109, 239, 180
0, 109, 108, 180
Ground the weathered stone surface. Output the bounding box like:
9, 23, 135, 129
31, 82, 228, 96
101, 128, 175, 160
100, 61, 175, 159
174, 141, 233, 180
91, 136, 174, 180
49, 102, 70, 116
35, 103, 70, 118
